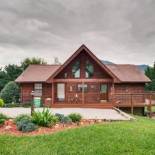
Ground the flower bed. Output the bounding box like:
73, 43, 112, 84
0, 119, 105, 136
0, 109, 108, 136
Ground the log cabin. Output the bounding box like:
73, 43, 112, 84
16, 44, 151, 114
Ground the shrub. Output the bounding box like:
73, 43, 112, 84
0, 113, 8, 125
0, 119, 5, 125
0, 81, 20, 104
68, 113, 82, 123
55, 113, 72, 124
0, 113, 8, 120
32, 109, 58, 127
62, 116, 72, 124
16, 119, 37, 132
15, 114, 32, 123
0, 98, 4, 107
4, 103, 20, 108
15, 114, 37, 132
55, 113, 65, 122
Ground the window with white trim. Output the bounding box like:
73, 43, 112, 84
34, 83, 42, 96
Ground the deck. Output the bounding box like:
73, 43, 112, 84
51, 103, 113, 109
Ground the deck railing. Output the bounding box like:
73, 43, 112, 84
112, 92, 155, 115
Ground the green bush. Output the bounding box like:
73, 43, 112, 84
0, 113, 8, 120
0, 98, 4, 107
68, 113, 82, 123
0, 81, 20, 104
16, 119, 37, 132
55, 113, 65, 122
32, 109, 58, 127
55, 113, 72, 124
15, 114, 32, 123
4, 103, 20, 108
15, 114, 37, 132
0, 119, 5, 125
0, 113, 8, 125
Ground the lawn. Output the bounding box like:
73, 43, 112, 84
0, 117, 155, 155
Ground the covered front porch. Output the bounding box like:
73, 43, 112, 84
50, 78, 114, 108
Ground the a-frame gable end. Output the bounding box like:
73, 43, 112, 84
47, 44, 120, 82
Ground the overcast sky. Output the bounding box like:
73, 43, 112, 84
0, 0, 155, 67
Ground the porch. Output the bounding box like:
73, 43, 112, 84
51, 78, 114, 107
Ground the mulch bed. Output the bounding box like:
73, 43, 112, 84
0, 119, 105, 136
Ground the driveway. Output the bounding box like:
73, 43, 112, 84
0, 107, 133, 120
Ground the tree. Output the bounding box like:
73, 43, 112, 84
21, 57, 47, 70
0, 68, 7, 91
0, 65, 22, 92
0, 57, 47, 92
145, 62, 155, 91
54, 57, 61, 65
0, 81, 20, 104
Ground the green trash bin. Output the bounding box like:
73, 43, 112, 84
34, 97, 41, 108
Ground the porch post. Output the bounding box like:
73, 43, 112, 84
52, 80, 54, 105
111, 82, 115, 103
82, 80, 85, 104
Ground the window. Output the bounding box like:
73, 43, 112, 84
85, 60, 94, 78
64, 73, 67, 78
57, 83, 65, 101
72, 61, 80, 78
100, 84, 107, 93
77, 84, 88, 92
34, 83, 42, 96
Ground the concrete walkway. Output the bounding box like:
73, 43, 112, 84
0, 108, 133, 121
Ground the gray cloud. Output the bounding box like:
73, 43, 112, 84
0, 0, 155, 67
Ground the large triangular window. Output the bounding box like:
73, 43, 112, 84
72, 61, 80, 78
85, 60, 94, 78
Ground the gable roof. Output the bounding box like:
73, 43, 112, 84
106, 64, 151, 83
15, 45, 151, 83
15, 65, 60, 83
49, 44, 119, 81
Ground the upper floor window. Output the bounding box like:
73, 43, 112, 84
72, 61, 80, 78
85, 60, 94, 78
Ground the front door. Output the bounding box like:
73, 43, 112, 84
100, 84, 108, 102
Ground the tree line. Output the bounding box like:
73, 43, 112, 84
145, 62, 155, 91
0, 57, 47, 104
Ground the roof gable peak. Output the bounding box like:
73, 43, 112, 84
49, 44, 119, 81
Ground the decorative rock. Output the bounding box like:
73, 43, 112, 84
80, 122, 84, 125
4, 119, 14, 126
97, 119, 102, 123
55, 124, 60, 128
4, 125, 12, 130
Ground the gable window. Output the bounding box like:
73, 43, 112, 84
72, 61, 80, 78
64, 73, 67, 78
85, 60, 94, 78
34, 83, 42, 97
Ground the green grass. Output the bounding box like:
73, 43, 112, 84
1, 117, 155, 155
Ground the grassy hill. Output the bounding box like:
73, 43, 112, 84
0, 117, 155, 155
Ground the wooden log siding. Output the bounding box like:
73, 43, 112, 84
53, 78, 112, 83
21, 83, 52, 105
20, 83, 33, 103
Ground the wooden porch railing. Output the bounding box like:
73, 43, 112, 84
112, 92, 155, 116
